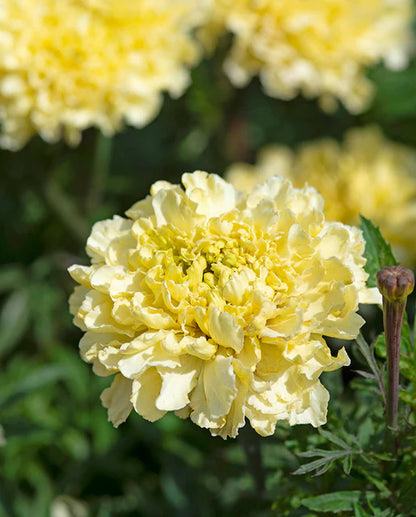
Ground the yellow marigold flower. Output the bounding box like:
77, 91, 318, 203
0, 0, 205, 150
208, 0, 414, 112
226, 127, 416, 265
69, 171, 379, 438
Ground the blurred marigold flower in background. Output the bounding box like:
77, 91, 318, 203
206, 0, 414, 112
0, 0, 206, 150
69, 171, 379, 438
226, 127, 416, 266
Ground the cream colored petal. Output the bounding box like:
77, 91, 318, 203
288, 224, 314, 256
223, 269, 252, 305
131, 368, 166, 422
152, 187, 197, 233
150, 180, 176, 196
100, 374, 133, 428
208, 304, 244, 353
316, 224, 350, 260
112, 299, 140, 329
135, 307, 178, 330
211, 381, 248, 439
321, 311, 365, 339
246, 176, 291, 209
90, 265, 137, 297
246, 393, 279, 437
301, 345, 350, 380
68, 264, 93, 288
79, 331, 125, 362
175, 406, 191, 419
260, 308, 303, 340
248, 198, 279, 229
106, 234, 137, 267
359, 287, 382, 305
80, 291, 134, 336
182, 170, 238, 217
287, 382, 329, 428
118, 344, 180, 379
86, 216, 132, 262
180, 335, 217, 360
125, 195, 154, 220
156, 357, 201, 411
69, 285, 89, 319
191, 353, 237, 423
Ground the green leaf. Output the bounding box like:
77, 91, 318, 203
0, 290, 30, 359
292, 450, 349, 476
292, 456, 335, 476
302, 491, 361, 513
318, 428, 349, 450
0, 365, 67, 407
0, 265, 25, 293
359, 216, 397, 287
343, 454, 353, 475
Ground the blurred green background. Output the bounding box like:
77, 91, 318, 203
2, 47, 416, 516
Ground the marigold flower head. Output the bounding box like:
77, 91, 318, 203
208, 0, 414, 112
226, 127, 416, 266
69, 171, 379, 438
0, 0, 206, 149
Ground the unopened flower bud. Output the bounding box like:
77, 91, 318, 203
376, 265, 414, 302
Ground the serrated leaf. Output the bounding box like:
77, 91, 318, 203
292, 457, 335, 476
359, 216, 397, 287
301, 491, 361, 513
297, 449, 336, 458
292, 449, 350, 476
318, 429, 350, 450
353, 370, 376, 380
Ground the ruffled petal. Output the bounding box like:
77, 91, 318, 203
101, 374, 133, 428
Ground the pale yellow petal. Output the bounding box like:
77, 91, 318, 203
101, 374, 133, 428
208, 304, 244, 353
191, 353, 237, 422
131, 368, 166, 422
152, 187, 197, 233
182, 170, 239, 217
156, 357, 201, 411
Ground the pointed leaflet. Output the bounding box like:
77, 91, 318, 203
359, 216, 397, 287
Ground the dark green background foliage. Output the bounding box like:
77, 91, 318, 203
1, 43, 416, 516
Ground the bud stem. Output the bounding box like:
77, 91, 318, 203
376, 265, 414, 454
383, 298, 405, 433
